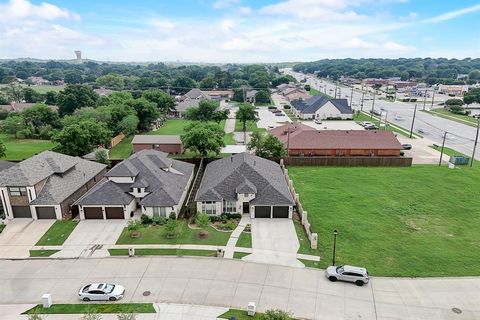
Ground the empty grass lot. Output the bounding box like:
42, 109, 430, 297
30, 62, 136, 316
35, 220, 79, 246
288, 165, 480, 277
0, 134, 55, 161
116, 220, 232, 246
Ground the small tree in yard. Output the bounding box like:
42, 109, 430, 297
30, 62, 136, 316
259, 309, 293, 320
195, 213, 211, 239
236, 103, 257, 145
127, 219, 141, 238
248, 132, 286, 158
164, 218, 178, 239
94, 149, 110, 165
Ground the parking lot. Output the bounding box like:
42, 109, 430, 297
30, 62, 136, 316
256, 107, 292, 129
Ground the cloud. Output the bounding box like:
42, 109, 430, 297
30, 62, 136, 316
212, 0, 240, 9
260, 0, 365, 20
0, 0, 79, 21
237, 6, 252, 15
423, 3, 480, 23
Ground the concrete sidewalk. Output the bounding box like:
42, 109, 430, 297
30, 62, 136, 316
224, 216, 251, 259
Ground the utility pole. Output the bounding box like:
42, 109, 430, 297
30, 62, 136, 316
409, 104, 417, 138
430, 89, 436, 110
439, 131, 447, 166
349, 86, 354, 108
286, 126, 291, 156
334, 82, 338, 98
360, 91, 365, 111
471, 116, 480, 167
394, 88, 397, 102
384, 110, 389, 130
423, 89, 427, 110
370, 91, 376, 120
242, 86, 246, 103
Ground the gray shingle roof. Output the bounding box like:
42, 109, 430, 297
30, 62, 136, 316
0, 160, 15, 172
195, 153, 294, 206
175, 99, 199, 112
0, 151, 107, 205
74, 179, 134, 205
291, 95, 352, 115
184, 89, 210, 100
77, 149, 194, 207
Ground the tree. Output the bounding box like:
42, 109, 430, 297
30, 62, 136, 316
0, 92, 9, 105
44, 91, 57, 105
0, 114, 26, 138
0, 141, 6, 158
195, 213, 210, 238
141, 89, 176, 115
255, 90, 271, 104
463, 88, 480, 105
57, 85, 99, 116
23, 104, 60, 137
259, 309, 293, 320
445, 99, 464, 106
127, 98, 159, 131
64, 70, 83, 84
468, 70, 480, 81
172, 76, 196, 94
247, 132, 286, 158
199, 75, 216, 89
118, 114, 139, 136
164, 218, 178, 239
181, 122, 225, 156
94, 149, 110, 165
95, 73, 125, 90
185, 100, 227, 123
52, 119, 111, 156
236, 103, 257, 144
23, 88, 44, 103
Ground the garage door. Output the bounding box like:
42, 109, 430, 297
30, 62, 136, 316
36, 206, 57, 219
105, 207, 124, 219
12, 206, 32, 218
254, 206, 271, 218
83, 207, 103, 219
273, 206, 289, 218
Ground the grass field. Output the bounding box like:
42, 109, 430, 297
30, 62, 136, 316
116, 220, 232, 246
35, 220, 78, 246
353, 112, 416, 138
308, 88, 333, 99
234, 120, 265, 133
219, 309, 265, 319
109, 248, 217, 257
0, 134, 55, 160
29, 250, 59, 257
423, 108, 478, 127
236, 231, 252, 248
24, 303, 155, 314
233, 252, 250, 259
289, 165, 480, 277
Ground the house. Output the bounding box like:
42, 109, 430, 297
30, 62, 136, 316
270, 123, 402, 157
245, 90, 258, 103
27, 77, 50, 85
202, 90, 233, 100
0, 151, 106, 220
171, 88, 211, 118
283, 87, 310, 101
75, 149, 194, 219
362, 78, 388, 86
291, 95, 353, 120
388, 81, 417, 89
0, 160, 14, 219
195, 153, 295, 219
132, 135, 183, 154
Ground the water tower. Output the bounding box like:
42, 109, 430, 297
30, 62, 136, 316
74, 50, 82, 64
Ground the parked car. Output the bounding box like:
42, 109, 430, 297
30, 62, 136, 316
267, 125, 275, 129
275, 112, 284, 116
364, 124, 379, 130
394, 115, 403, 121
417, 128, 427, 134
359, 121, 374, 127
401, 143, 412, 150
314, 119, 322, 124
78, 283, 125, 301
325, 265, 369, 286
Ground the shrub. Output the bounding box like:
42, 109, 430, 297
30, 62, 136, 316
27, 315, 45, 320
82, 314, 103, 320
283, 105, 291, 109
164, 218, 177, 239
195, 213, 210, 229
151, 215, 161, 225
259, 309, 293, 320
0, 223, 5, 234
209, 215, 221, 222
244, 223, 251, 232
168, 212, 177, 220
117, 314, 137, 320
127, 219, 140, 232
445, 98, 464, 106
140, 214, 151, 225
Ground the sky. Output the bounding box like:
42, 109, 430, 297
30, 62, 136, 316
0, 0, 479, 63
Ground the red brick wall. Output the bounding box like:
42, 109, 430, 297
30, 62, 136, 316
133, 143, 183, 154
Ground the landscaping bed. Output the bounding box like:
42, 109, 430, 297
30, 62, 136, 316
29, 250, 59, 257
289, 165, 480, 276
24, 303, 155, 314
35, 220, 79, 246
109, 248, 217, 257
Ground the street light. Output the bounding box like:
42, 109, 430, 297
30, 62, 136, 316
332, 230, 338, 266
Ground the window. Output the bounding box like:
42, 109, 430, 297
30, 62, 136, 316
222, 200, 236, 214
201, 201, 216, 215
8, 187, 27, 197
153, 207, 167, 217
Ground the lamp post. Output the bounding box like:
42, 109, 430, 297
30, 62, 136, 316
471, 116, 480, 167
332, 230, 338, 266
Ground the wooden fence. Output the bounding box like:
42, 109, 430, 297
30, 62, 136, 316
110, 133, 125, 148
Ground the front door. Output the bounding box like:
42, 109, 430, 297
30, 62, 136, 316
242, 202, 249, 214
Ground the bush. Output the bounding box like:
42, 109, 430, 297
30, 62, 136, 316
304, 84, 311, 91
127, 219, 140, 232
164, 218, 178, 239
195, 213, 210, 229
221, 213, 242, 220
0, 223, 5, 234
168, 212, 177, 220
140, 214, 151, 225
259, 309, 293, 320
82, 314, 103, 320
445, 98, 464, 106
27, 315, 44, 320
117, 314, 137, 320
209, 215, 221, 222
283, 105, 291, 109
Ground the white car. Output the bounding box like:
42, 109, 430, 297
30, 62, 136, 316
325, 265, 369, 286
78, 283, 125, 301
314, 119, 322, 124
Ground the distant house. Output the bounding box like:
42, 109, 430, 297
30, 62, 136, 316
270, 123, 402, 157
171, 88, 211, 118
0, 160, 15, 218
0, 151, 106, 220
291, 95, 353, 120
202, 90, 233, 100
94, 87, 114, 96
27, 77, 50, 85
195, 153, 294, 218
245, 90, 258, 103
75, 150, 194, 219
132, 135, 183, 154
283, 87, 310, 101
438, 84, 469, 96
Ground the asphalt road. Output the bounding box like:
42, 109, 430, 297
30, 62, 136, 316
1, 257, 480, 320
284, 69, 480, 161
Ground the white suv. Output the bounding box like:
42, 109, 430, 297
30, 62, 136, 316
325, 265, 369, 286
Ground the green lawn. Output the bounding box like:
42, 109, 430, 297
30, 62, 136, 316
288, 165, 480, 277
29, 250, 59, 257
308, 88, 333, 99
116, 220, 232, 246
24, 303, 155, 314
0, 134, 55, 161
109, 135, 133, 159
353, 112, 416, 138
234, 120, 266, 133
35, 220, 78, 246
236, 231, 252, 248
0, 84, 65, 94
300, 259, 321, 269
109, 248, 217, 257
293, 219, 320, 256
219, 309, 264, 319
233, 252, 250, 259
147, 119, 192, 135
423, 108, 478, 127
430, 145, 479, 166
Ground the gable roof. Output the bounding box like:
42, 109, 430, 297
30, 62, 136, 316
184, 88, 210, 100
76, 149, 194, 207
175, 99, 199, 112
291, 95, 352, 115
195, 153, 294, 206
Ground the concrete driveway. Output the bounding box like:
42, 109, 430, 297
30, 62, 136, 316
0, 219, 55, 258
397, 136, 446, 165
53, 220, 126, 258
244, 219, 303, 268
